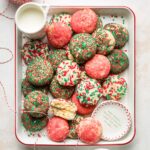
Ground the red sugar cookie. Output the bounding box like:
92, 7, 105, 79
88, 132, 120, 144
85, 54, 111, 79
47, 117, 69, 142
76, 117, 102, 144
71, 8, 98, 33
46, 22, 72, 48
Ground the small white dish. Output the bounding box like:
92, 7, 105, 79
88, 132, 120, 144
15, 2, 47, 39
92, 100, 132, 141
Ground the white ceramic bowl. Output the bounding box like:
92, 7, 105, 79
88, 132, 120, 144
15, 2, 47, 39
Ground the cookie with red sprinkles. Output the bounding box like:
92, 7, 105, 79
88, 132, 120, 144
22, 78, 49, 97
72, 93, 96, 115
76, 78, 102, 107
76, 117, 102, 144
50, 76, 75, 99
102, 75, 127, 100
47, 117, 69, 142
26, 57, 53, 86
92, 28, 115, 55
46, 22, 72, 48
71, 8, 98, 33
21, 112, 48, 132
85, 54, 111, 79
107, 49, 129, 74
50, 13, 72, 29
21, 40, 49, 65
104, 23, 129, 49
24, 91, 49, 118
69, 33, 97, 64
56, 60, 81, 86
48, 49, 68, 72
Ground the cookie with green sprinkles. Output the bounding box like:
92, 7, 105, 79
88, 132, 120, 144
107, 49, 129, 74
69, 33, 97, 64
24, 91, 49, 118
26, 57, 53, 86
104, 23, 129, 49
56, 60, 81, 86
77, 78, 103, 107
92, 28, 115, 55
50, 76, 75, 99
22, 78, 49, 97
68, 114, 84, 139
21, 40, 49, 65
50, 13, 72, 29
21, 112, 48, 132
48, 49, 68, 72
102, 75, 127, 100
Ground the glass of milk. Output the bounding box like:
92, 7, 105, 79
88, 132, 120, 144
15, 2, 47, 39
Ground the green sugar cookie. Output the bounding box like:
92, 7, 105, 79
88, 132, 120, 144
104, 23, 129, 49
69, 33, 97, 64
50, 76, 75, 99
26, 57, 53, 86
48, 49, 68, 72
24, 91, 49, 118
107, 49, 129, 74
21, 112, 48, 132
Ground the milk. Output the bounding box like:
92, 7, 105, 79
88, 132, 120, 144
18, 7, 44, 33
15, 2, 47, 39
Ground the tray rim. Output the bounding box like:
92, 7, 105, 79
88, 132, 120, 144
14, 5, 136, 147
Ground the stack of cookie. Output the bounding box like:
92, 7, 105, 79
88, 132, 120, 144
21, 8, 129, 144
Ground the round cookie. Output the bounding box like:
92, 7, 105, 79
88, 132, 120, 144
92, 28, 115, 55
21, 40, 49, 65
22, 78, 49, 97
77, 78, 102, 107
50, 76, 75, 99
49, 98, 77, 120
68, 114, 84, 139
56, 60, 81, 86
76, 117, 102, 144
47, 117, 69, 142
26, 57, 53, 86
85, 54, 111, 79
48, 49, 68, 71
50, 13, 72, 29
102, 75, 127, 100
21, 112, 48, 132
104, 23, 129, 49
46, 22, 72, 48
69, 33, 97, 64
71, 8, 98, 33
107, 49, 129, 74
24, 91, 49, 118
72, 93, 96, 115
96, 16, 103, 29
